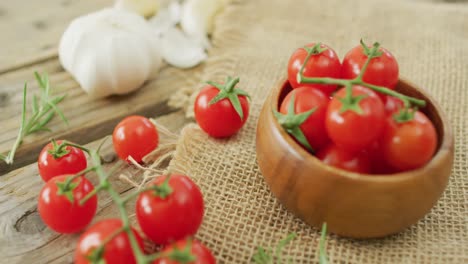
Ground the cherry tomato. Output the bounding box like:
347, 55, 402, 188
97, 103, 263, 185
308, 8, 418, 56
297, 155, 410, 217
279, 87, 330, 151
75, 219, 144, 264
153, 239, 216, 264
326, 85, 385, 152
38, 175, 97, 234
113, 115, 159, 163
384, 95, 405, 114
366, 141, 396, 174
317, 143, 371, 173
381, 111, 437, 171
37, 140, 87, 182
287, 43, 341, 96
194, 82, 249, 138
342, 44, 399, 89
136, 175, 204, 245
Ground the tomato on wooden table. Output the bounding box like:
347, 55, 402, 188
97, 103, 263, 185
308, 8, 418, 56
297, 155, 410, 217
194, 76, 250, 138
113, 115, 159, 163
38, 175, 97, 233
278, 87, 330, 152
381, 110, 437, 171
153, 239, 216, 264
38, 140, 87, 182
342, 42, 399, 89
136, 174, 204, 245
75, 219, 145, 264
325, 85, 385, 152
317, 143, 371, 173
287, 43, 342, 97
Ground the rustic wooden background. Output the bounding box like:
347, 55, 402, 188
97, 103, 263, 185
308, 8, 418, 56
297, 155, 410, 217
0, 1, 200, 263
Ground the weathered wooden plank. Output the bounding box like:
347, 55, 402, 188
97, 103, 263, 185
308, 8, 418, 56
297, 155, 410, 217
0, 60, 203, 173
0, 110, 189, 264
0, 0, 113, 73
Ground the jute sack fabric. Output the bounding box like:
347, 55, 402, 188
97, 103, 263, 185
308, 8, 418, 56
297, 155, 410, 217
164, 0, 468, 262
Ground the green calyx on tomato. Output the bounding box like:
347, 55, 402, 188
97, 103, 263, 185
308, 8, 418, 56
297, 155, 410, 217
393, 107, 417, 123
56, 176, 80, 203
47, 138, 71, 159
337, 91, 367, 115
207, 76, 251, 120
295, 42, 328, 85
85, 246, 106, 264
273, 92, 316, 153
359, 39, 383, 60
150, 178, 173, 199
303, 42, 328, 56
164, 239, 197, 263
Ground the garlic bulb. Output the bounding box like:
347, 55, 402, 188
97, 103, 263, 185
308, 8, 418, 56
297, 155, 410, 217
59, 8, 162, 98
180, 0, 225, 38
114, 0, 159, 17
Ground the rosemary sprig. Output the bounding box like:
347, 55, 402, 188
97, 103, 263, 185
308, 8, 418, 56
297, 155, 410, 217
252, 223, 329, 264
0, 72, 67, 165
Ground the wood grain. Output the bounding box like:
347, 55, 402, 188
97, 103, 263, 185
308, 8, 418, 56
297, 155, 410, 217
256, 78, 454, 238
0, 110, 189, 264
0, 1, 205, 173
0, 0, 113, 73
0, 59, 203, 173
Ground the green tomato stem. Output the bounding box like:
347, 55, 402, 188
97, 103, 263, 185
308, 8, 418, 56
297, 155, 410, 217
297, 41, 427, 109
89, 150, 149, 264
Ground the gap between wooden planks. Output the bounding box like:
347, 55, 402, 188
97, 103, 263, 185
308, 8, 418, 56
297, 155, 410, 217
0, 0, 204, 174
0, 110, 189, 264
0, 59, 203, 173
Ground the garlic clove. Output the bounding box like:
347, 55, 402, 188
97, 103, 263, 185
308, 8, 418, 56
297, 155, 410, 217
114, 0, 159, 18
180, 0, 225, 38
160, 27, 207, 69
148, 1, 181, 36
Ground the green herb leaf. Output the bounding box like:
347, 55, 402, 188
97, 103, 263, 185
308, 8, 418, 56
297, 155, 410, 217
252, 233, 296, 264
319, 223, 329, 264
1, 72, 68, 165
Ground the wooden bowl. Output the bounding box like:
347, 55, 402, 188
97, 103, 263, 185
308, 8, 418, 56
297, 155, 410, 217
256, 78, 454, 238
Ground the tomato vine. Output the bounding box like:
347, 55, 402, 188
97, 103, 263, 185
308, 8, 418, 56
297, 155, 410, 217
54, 139, 194, 264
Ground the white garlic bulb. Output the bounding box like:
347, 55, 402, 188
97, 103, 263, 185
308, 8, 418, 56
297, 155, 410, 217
114, 0, 159, 17
59, 8, 162, 98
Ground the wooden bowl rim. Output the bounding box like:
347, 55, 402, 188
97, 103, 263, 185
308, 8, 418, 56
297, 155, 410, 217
268, 77, 454, 183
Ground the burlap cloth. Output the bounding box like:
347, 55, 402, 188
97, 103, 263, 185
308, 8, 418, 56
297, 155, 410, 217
163, 0, 468, 262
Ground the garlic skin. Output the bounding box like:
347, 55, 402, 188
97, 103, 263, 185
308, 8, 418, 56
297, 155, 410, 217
180, 0, 225, 39
114, 0, 159, 17
59, 8, 162, 98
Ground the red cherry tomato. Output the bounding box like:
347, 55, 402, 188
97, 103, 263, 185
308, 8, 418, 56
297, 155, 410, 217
37, 140, 87, 182
75, 219, 145, 264
153, 239, 216, 264
287, 43, 341, 96
113, 115, 159, 163
381, 111, 437, 171
194, 84, 249, 138
342, 44, 399, 89
38, 175, 97, 234
317, 143, 371, 173
326, 85, 385, 152
384, 95, 405, 114
366, 141, 396, 174
279, 87, 330, 151
136, 175, 204, 245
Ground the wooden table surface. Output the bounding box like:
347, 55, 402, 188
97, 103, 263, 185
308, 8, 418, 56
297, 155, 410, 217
0, 1, 199, 263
